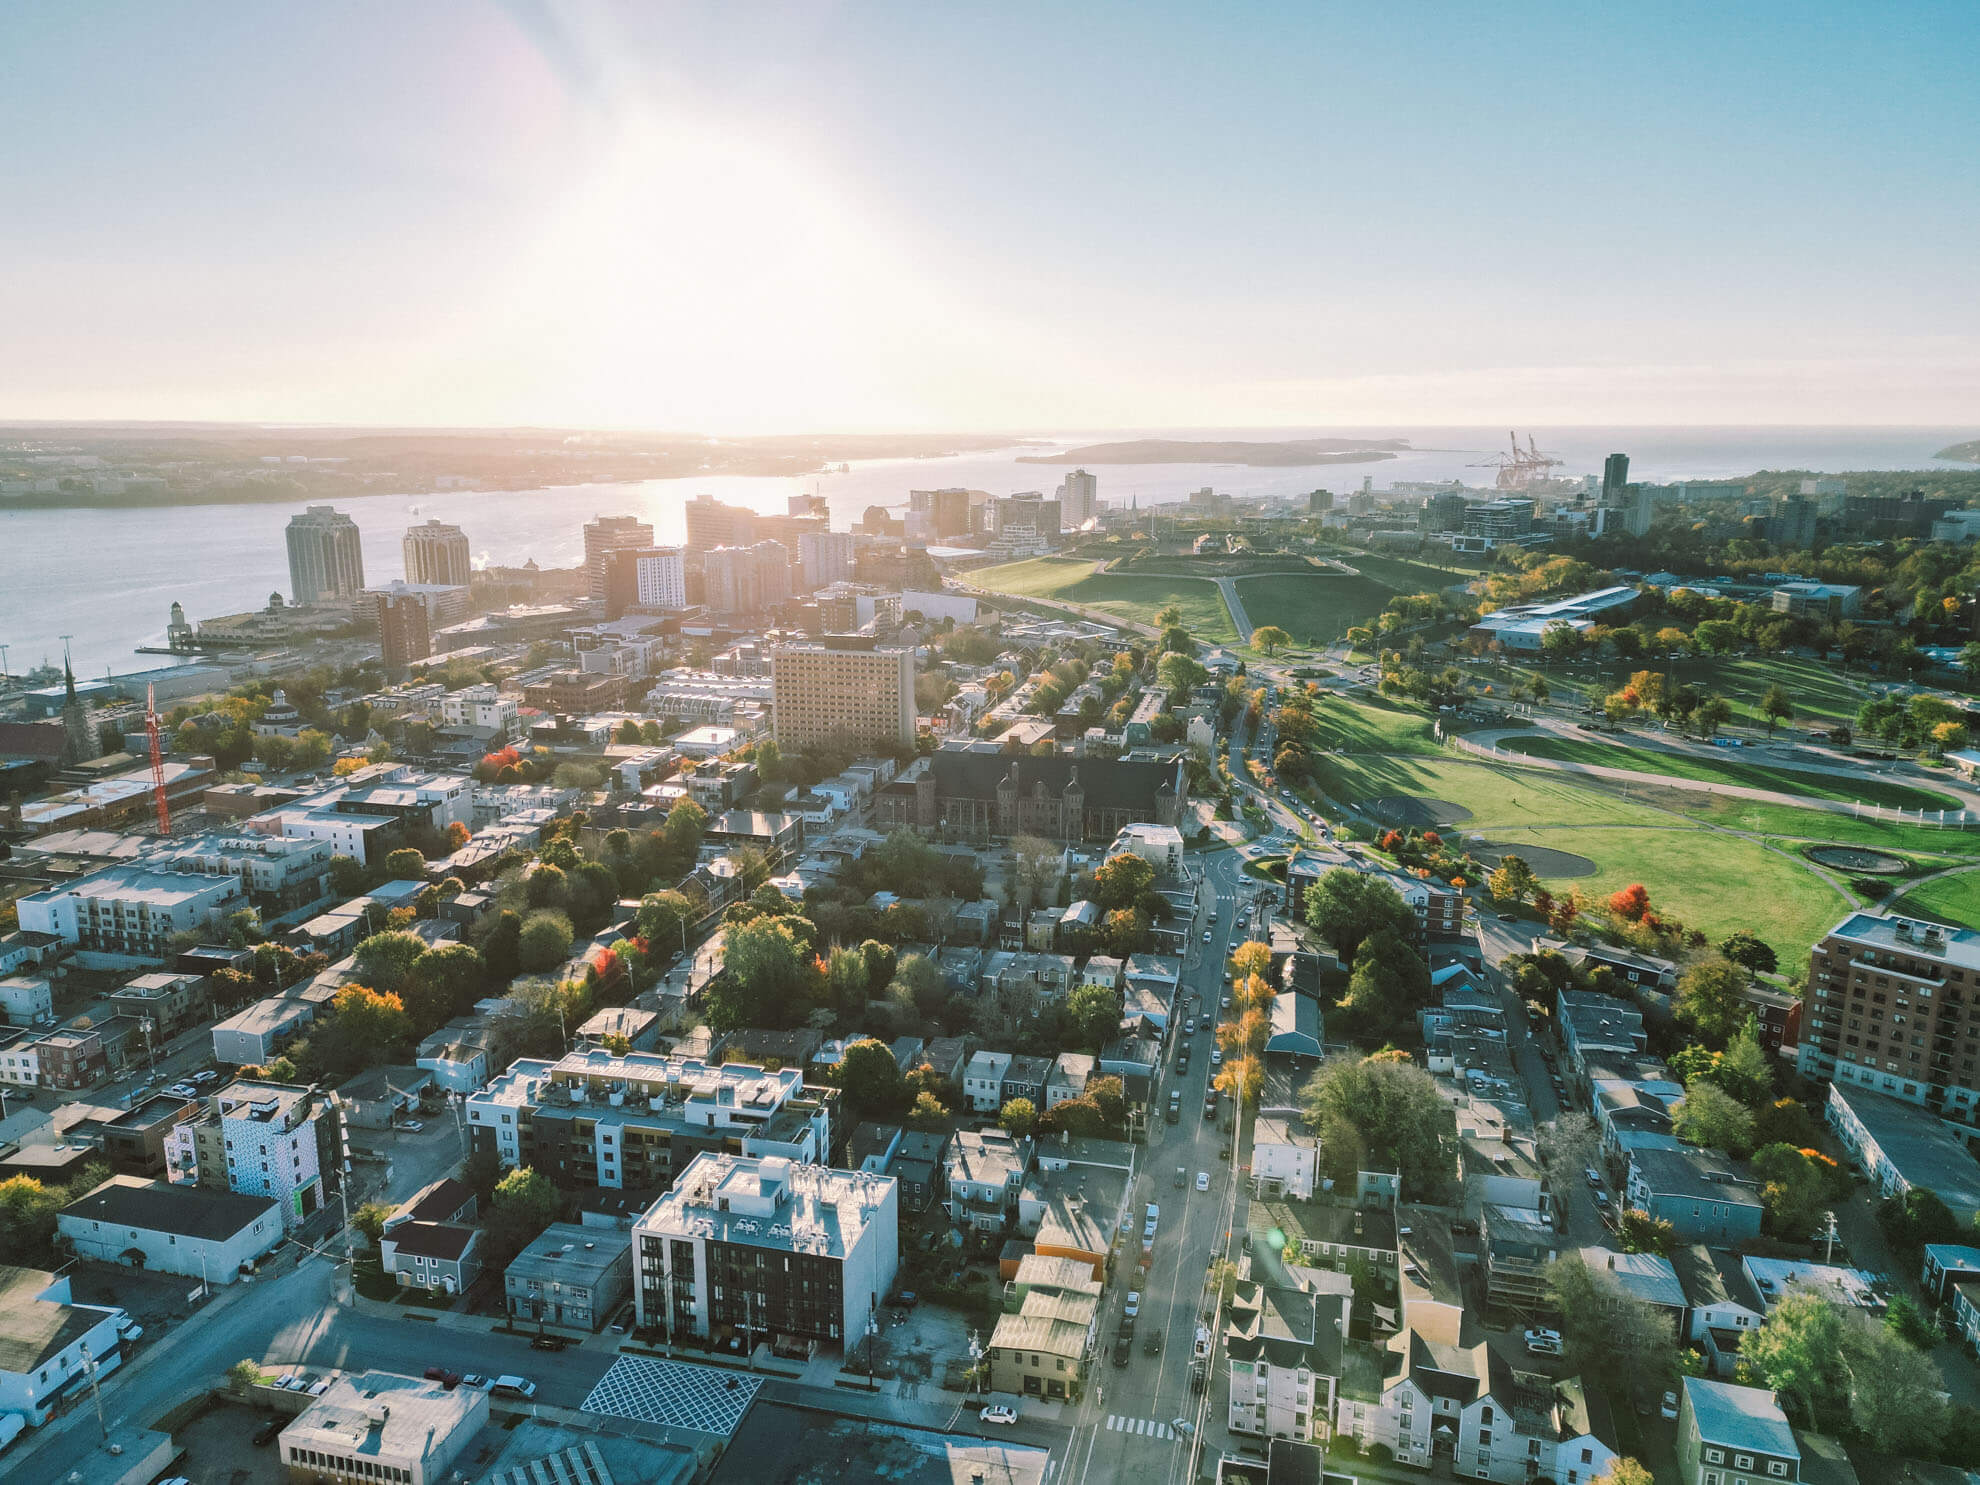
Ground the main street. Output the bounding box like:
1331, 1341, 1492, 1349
1059, 844, 1258, 1485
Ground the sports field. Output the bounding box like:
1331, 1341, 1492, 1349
1495, 733, 1959, 811
970, 556, 1236, 639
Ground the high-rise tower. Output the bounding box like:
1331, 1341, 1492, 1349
403, 518, 471, 586
285, 506, 366, 606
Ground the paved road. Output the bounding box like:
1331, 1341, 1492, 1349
1058, 848, 1261, 1485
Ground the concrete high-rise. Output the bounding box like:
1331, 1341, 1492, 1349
683, 494, 757, 554
702, 541, 790, 614
583, 515, 655, 601
285, 506, 365, 606
771, 637, 916, 752
402, 519, 471, 586
1600, 454, 1630, 506
601, 547, 687, 619
376, 591, 434, 672
1057, 468, 1098, 528
797, 529, 855, 592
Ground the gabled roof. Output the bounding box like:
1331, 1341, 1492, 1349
1683, 1377, 1797, 1458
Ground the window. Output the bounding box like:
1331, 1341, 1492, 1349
1737, 1456, 1754, 1471
1706, 1475, 1720, 1485
1768, 1466, 1788, 1478
1707, 1449, 1725, 1464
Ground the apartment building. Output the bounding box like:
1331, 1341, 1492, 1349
164, 1079, 344, 1231
438, 683, 519, 739
505, 1222, 632, 1331
465, 1048, 832, 1194
17, 864, 246, 958
631, 1153, 899, 1349
1225, 1269, 1352, 1443
770, 639, 916, 752
1798, 913, 1980, 1133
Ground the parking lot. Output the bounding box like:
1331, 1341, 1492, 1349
164, 1396, 287, 1485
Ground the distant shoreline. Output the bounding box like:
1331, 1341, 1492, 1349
1018, 437, 1408, 468
1937, 440, 1980, 464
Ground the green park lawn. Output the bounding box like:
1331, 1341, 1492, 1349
1337, 551, 1478, 593
1495, 733, 1959, 811
1234, 573, 1399, 645
1303, 751, 1854, 960
1311, 695, 1445, 756
1663, 793, 1980, 856
971, 556, 1236, 639
1892, 869, 1980, 930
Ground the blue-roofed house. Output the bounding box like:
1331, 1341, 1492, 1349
1676, 1378, 1798, 1485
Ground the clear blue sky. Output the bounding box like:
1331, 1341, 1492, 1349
2, 1, 1975, 431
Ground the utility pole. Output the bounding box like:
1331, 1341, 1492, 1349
1819, 1209, 1839, 1266
78, 1340, 108, 1442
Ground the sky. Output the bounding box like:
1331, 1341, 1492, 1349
2, 1, 1976, 433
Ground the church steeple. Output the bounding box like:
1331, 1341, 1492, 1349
59, 647, 98, 767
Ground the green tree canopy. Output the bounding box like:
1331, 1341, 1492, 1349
1675, 956, 1749, 1046
1303, 871, 1417, 965
517, 909, 576, 973
1299, 1053, 1455, 1199
999, 1097, 1038, 1139
488, 1166, 561, 1262
838, 1037, 908, 1117
352, 930, 426, 994
1065, 982, 1120, 1052
1672, 1080, 1756, 1156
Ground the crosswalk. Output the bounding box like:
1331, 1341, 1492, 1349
1105, 1415, 1178, 1439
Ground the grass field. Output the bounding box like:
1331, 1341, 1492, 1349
1892, 869, 1980, 929
971, 556, 1236, 639
1303, 752, 1855, 959
1337, 552, 1479, 592
1235, 572, 1399, 644
1312, 695, 1445, 756
1496, 733, 1960, 810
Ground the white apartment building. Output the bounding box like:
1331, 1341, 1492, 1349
634, 548, 688, 610
1109, 822, 1185, 879
0, 1031, 41, 1087
0, 976, 54, 1028
145, 831, 334, 913
165, 1079, 336, 1231
632, 1153, 898, 1349
1226, 1271, 1352, 1443
17, 865, 246, 959
439, 684, 519, 739
1250, 1110, 1320, 1199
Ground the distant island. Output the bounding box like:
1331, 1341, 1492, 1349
1936, 440, 1980, 464
1017, 437, 1409, 467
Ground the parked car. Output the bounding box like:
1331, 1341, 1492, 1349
529, 1333, 569, 1351
491, 1375, 536, 1398
1174, 1167, 1186, 1189
396, 1119, 425, 1133
1661, 1389, 1679, 1419
165, 1083, 197, 1099
1210, 1049, 1223, 1065
462, 1374, 489, 1389
1583, 1167, 1604, 1188
1124, 1291, 1141, 1318
191, 1070, 218, 1084
980, 1404, 1019, 1425
1524, 1328, 1563, 1355
252, 1417, 283, 1447
1112, 1332, 1133, 1367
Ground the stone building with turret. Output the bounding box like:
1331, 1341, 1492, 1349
873, 746, 1186, 845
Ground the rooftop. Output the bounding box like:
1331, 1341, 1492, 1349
635, 1153, 894, 1260
1828, 1083, 1980, 1222
59, 1175, 277, 1241
1825, 911, 1980, 972
507, 1222, 629, 1285
1683, 1377, 1798, 1458
0, 1264, 118, 1377
285, 1370, 483, 1463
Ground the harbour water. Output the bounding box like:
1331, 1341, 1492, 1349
1, 425, 1972, 679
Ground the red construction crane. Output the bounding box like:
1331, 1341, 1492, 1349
145, 683, 171, 835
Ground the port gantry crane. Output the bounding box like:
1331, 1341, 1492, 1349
145, 683, 171, 835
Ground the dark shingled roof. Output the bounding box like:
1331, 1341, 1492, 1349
60, 1176, 276, 1241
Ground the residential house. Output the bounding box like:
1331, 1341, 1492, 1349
379, 1178, 482, 1296
1251, 1110, 1320, 1200
505, 1223, 633, 1331
986, 1285, 1098, 1401
1625, 1148, 1763, 1244
1046, 1053, 1096, 1109
1825, 1082, 1980, 1226
1584, 1247, 1686, 1333
945, 1129, 1034, 1234
1676, 1378, 1800, 1485
1673, 1245, 1767, 1376
1556, 991, 1647, 1081
1001, 1054, 1053, 1111
847, 1122, 904, 1175
1019, 1138, 1132, 1279
963, 1051, 1013, 1113
1921, 1243, 1980, 1303
886, 1129, 950, 1213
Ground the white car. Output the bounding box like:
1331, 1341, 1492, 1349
192, 1070, 219, 1084
1524, 1328, 1563, 1355
1210, 1049, 1223, 1065
980, 1404, 1019, 1425
397, 1119, 425, 1133
1660, 1390, 1679, 1419
165, 1083, 197, 1098
1124, 1291, 1141, 1318
1195, 1171, 1210, 1192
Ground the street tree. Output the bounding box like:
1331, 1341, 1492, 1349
1066, 982, 1120, 1052
1675, 957, 1749, 1045
1303, 871, 1417, 965
999, 1097, 1038, 1139
487, 1166, 561, 1262
352, 930, 425, 993
1299, 1054, 1455, 1199
1229, 940, 1272, 981
1547, 1255, 1679, 1410
1487, 854, 1540, 907
838, 1038, 908, 1117
1673, 1080, 1756, 1156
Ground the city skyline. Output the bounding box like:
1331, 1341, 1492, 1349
3, 3, 1976, 432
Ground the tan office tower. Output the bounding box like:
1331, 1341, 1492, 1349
771, 638, 915, 751
403, 519, 471, 586
683, 494, 757, 554
582, 514, 654, 600
285, 505, 365, 605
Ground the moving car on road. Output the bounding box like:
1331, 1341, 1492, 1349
1195, 1171, 1210, 1191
